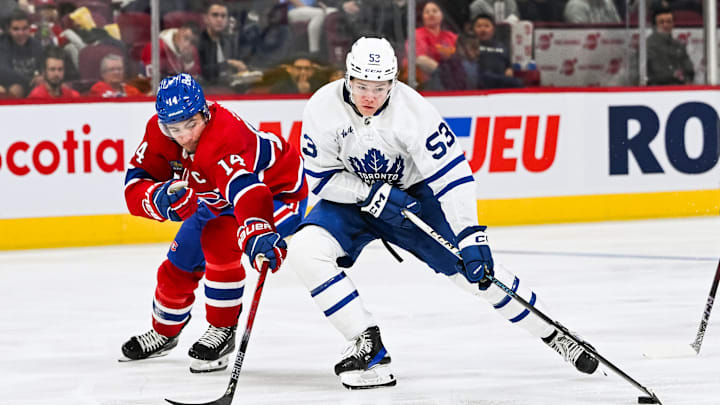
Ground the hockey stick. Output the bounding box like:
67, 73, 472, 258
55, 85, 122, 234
690, 259, 719, 353
166, 259, 271, 405
401, 209, 663, 405
642, 259, 719, 359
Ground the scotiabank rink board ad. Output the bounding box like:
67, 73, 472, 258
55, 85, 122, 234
0, 88, 718, 248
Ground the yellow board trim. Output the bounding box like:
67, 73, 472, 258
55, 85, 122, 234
1, 189, 718, 250
478, 189, 719, 226
1, 214, 182, 250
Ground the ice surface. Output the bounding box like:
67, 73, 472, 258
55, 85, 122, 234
1, 217, 719, 405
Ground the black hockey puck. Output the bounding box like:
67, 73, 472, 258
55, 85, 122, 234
638, 395, 659, 404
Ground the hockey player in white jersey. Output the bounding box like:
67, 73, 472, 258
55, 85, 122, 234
286, 37, 599, 389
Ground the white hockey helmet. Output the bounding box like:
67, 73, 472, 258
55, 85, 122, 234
345, 37, 398, 84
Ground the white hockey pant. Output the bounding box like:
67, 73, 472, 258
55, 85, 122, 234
286, 225, 376, 340
451, 264, 554, 339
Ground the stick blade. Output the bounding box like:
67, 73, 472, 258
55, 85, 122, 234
165, 394, 233, 405
642, 343, 698, 359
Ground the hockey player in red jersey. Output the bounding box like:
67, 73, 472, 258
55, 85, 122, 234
121, 73, 307, 373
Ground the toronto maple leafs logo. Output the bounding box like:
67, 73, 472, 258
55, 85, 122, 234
349, 148, 405, 185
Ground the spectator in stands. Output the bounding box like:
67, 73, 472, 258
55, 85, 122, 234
141, 22, 201, 78
0, 9, 44, 98
32, 0, 64, 47
410, 1, 458, 86
470, 0, 520, 21
322, 0, 409, 61
647, 7, 694, 85
269, 54, 322, 94
89, 53, 142, 97
473, 14, 523, 88
284, 0, 337, 55
27, 46, 79, 98
198, 1, 248, 86
448, 13, 522, 89
564, 0, 621, 23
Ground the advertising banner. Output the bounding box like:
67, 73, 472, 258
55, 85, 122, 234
1, 88, 718, 248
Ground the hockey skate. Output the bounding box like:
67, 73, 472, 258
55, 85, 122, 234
334, 325, 396, 389
120, 329, 180, 361
188, 325, 236, 373
543, 330, 599, 374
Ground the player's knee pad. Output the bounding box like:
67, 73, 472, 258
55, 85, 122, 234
451, 264, 554, 338
287, 225, 375, 340
286, 225, 346, 289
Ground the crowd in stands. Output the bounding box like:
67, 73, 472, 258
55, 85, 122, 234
0, 0, 709, 99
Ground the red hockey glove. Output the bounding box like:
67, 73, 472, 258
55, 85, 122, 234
237, 219, 287, 272
142, 180, 198, 222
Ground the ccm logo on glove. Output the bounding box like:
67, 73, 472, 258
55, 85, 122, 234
358, 182, 421, 229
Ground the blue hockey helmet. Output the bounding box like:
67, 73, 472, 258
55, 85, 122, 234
156, 73, 208, 124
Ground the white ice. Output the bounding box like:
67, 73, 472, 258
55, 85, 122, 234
1, 217, 719, 405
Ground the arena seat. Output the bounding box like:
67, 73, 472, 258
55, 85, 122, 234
162, 11, 205, 30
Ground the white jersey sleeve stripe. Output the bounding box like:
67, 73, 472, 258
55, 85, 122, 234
425, 155, 467, 185
435, 175, 475, 199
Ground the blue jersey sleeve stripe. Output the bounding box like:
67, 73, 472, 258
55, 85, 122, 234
323, 290, 359, 316
425, 155, 466, 184
310, 272, 347, 297
254, 136, 273, 172
435, 176, 475, 199
124, 167, 155, 185
227, 172, 261, 204
305, 168, 343, 178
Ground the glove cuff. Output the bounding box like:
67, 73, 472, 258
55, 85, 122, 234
457, 225, 489, 249
142, 182, 167, 222
358, 182, 391, 218
237, 219, 273, 250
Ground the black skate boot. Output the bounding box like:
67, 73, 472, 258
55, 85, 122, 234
543, 330, 599, 374
334, 325, 396, 389
188, 325, 236, 373
121, 329, 180, 361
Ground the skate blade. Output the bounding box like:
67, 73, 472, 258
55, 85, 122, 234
340, 364, 396, 390
189, 355, 229, 373
118, 350, 171, 362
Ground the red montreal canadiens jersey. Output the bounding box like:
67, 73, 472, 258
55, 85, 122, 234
125, 103, 307, 227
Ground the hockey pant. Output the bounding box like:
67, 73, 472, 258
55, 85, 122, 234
288, 225, 554, 341
152, 200, 306, 337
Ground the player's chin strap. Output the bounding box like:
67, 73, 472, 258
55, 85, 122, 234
400, 209, 663, 405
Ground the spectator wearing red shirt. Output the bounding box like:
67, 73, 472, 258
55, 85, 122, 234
89, 54, 142, 97
408, 1, 458, 85
27, 46, 79, 98
141, 22, 201, 78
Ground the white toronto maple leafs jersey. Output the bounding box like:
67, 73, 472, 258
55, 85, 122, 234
301, 79, 479, 235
